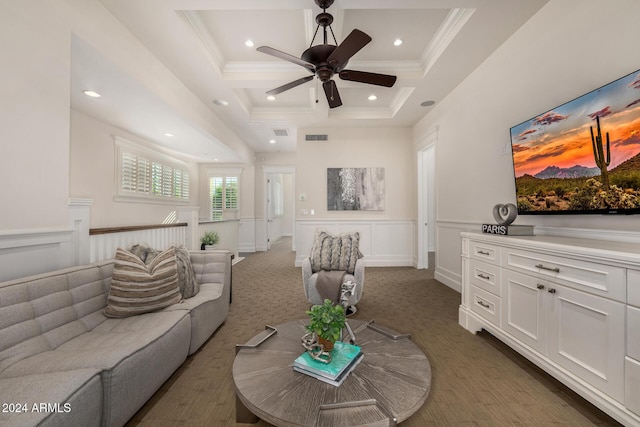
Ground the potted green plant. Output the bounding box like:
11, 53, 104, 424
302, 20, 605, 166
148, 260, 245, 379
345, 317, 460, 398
305, 299, 346, 351
200, 231, 219, 250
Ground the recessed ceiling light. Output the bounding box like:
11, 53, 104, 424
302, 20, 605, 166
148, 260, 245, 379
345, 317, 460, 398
163, 133, 174, 137
245, 39, 255, 47
83, 90, 101, 98
368, 94, 378, 101
393, 39, 403, 46
269, 139, 276, 144
266, 95, 276, 101
420, 100, 436, 107
213, 99, 229, 106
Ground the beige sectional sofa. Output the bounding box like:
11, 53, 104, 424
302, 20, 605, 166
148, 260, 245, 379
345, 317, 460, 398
0, 250, 231, 427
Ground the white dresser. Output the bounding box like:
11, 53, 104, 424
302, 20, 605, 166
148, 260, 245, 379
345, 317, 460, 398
459, 232, 640, 426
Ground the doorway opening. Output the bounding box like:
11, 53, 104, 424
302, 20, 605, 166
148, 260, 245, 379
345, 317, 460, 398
417, 133, 436, 270
263, 166, 296, 252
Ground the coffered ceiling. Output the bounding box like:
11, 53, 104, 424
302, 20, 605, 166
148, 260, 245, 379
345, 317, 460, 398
72, 0, 548, 161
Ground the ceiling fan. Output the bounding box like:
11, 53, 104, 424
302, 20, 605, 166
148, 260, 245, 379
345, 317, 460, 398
257, 0, 397, 108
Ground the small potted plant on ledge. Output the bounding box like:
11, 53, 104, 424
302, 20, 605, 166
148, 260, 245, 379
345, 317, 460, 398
306, 299, 346, 352
200, 231, 219, 250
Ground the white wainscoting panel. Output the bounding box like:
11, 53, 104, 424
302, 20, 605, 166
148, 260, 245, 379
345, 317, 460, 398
239, 218, 256, 253
255, 218, 267, 252
436, 221, 478, 293
89, 226, 187, 263
295, 220, 415, 267
198, 220, 239, 258
69, 198, 93, 266
535, 225, 640, 244
0, 228, 75, 282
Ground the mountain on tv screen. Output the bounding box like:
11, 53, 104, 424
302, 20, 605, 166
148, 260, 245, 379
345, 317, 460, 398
510, 68, 640, 215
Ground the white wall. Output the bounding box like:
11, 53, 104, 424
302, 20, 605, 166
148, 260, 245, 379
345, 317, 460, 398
0, 0, 255, 279
70, 110, 199, 227
297, 127, 415, 220
1, 1, 72, 229
414, 0, 640, 290
295, 127, 415, 264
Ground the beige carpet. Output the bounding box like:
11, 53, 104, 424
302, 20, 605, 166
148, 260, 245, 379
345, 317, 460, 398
127, 237, 621, 426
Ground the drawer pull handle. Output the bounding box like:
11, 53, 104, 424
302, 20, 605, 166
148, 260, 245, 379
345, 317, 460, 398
478, 273, 490, 280
535, 263, 560, 273
536, 284, 545, 290
548, 288, 557, 294
477, 300, 490, 309
477, 250, 490, 256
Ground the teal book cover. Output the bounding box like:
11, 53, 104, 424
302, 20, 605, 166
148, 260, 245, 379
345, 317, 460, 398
293, 341, 361, 379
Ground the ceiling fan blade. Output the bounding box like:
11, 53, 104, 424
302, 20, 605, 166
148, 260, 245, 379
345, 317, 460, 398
257, 46, 315, 73
326, 29, 371, 68
339, 69, 397, 87
323, 80, 342, 109
266, 75, 314, 96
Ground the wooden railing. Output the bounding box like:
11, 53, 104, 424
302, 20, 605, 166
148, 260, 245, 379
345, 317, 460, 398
89, 223, 188, 262
89, 223, 187, 235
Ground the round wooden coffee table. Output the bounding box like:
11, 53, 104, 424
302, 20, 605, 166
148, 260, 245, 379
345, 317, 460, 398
233, 319, 431, 426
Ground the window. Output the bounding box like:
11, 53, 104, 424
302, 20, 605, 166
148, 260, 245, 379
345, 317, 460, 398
115, 137, 190, 203
208, 172, 240, 221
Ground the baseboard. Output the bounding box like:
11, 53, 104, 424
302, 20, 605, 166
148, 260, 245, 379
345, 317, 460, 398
435, 267, 461, 293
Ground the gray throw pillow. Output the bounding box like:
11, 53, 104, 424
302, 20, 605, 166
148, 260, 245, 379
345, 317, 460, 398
173, 245, 199, 299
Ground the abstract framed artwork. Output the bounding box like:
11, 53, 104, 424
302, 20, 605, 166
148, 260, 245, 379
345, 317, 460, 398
327, 167, 385, 211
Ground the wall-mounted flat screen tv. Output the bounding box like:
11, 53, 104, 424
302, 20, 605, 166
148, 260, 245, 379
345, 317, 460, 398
510, 68, 640, 215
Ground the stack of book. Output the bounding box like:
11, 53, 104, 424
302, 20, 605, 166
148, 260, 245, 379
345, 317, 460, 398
293, 341, 363, 386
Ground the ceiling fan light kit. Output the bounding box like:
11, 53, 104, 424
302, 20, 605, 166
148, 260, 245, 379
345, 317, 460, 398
257, 0, 397, 108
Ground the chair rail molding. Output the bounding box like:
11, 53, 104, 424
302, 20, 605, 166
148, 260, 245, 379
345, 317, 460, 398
0, 227, 75, 282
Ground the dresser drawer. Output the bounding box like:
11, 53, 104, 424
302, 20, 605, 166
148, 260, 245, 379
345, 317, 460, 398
502, 248, 625, 302
469, 240, 500, 265
469, 258, 501, 297
469, 285, 501, 326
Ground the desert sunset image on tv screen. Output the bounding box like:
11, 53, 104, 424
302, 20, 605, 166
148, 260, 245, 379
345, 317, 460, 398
510, 68, 640, 214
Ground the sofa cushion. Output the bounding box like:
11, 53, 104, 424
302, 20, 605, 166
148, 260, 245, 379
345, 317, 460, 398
174, 245, 199, 299
309, 230, 363, 274
0, 264, 110, 374
0, 369, 102, 427
0, 311, 191, 427
163, 282, 227, 354
105, 247, 181, 318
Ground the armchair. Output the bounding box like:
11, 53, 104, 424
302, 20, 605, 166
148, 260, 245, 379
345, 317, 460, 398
301, 230, 365, 313
302, 257, 365, 306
